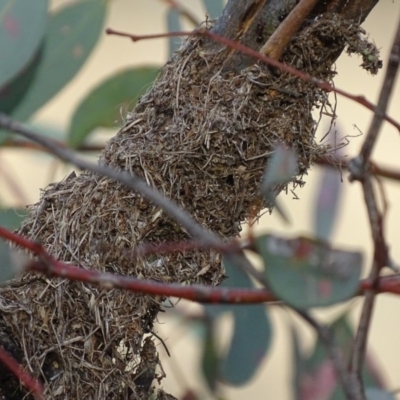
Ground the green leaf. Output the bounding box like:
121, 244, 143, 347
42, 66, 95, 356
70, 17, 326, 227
222, 303, 271, 385
166, 8, 182, 56
201, 321, 219, 392
204, 253, 255, 317
0, 239, 16, 284
202, 0, 225, 19
261, 145, 298, 222
8, 0, 107, 121
295, 314, 385, 400
205, 255, 272, 386
262, 146, 298, 192
0, 209, 27, 230
366, 388, 396, 400
68, 66, 160, 148
256, 234, 362, 308
314, 167, 342, 241
0, 0, 48, 89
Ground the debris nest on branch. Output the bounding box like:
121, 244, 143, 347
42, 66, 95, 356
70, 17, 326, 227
0, 12, 380, 400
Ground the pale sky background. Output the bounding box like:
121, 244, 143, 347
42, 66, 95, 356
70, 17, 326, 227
1, 1, 400, 399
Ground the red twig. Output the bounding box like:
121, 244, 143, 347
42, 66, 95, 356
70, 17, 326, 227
105, 27, 400, 133
2, 225, 400, 304
0, 346, 44, 400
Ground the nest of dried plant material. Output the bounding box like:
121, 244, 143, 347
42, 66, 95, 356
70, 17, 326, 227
0, 12, 380, 400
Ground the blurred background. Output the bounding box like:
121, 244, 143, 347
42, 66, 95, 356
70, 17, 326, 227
1, 0, 400, 398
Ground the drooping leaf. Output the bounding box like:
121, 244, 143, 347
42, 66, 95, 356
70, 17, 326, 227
222, 303, 271, 385
8, 0, 107, 121
294, 313, 385, 400
205, 255, 272, 385
262, 146, 298, 193
0, 0, 48, 89
314, 166, 342, 241
261, 145, 298, 222
0, 209, 27, 230
204, 253, 256, 317
0, 239, 16, 284
256, 234, 362, 308
201, 321, 219, 392
0, 47, 44, 117
68, 66, 159, 148
166, 8, 182, 57
365, 388, 396, 400
0, 230, 28, 284
202, 0, 225, 19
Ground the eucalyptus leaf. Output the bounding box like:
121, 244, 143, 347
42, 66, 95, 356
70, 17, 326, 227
202, 0, 225, 19
68, 66, 160, 148
9, 0, 107, 121
222, 303, 271, 385
314, 166, 342, 241
0, 209, 27, 230
0, 0, 48, 89
166, 8, 182, 56
256, 234, 362, 308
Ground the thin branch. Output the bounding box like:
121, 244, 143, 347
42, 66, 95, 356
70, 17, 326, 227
105, 27, 400, 133
260, 0, 319, 59
0, 113, 222, 248
0, 138, 105, 152
346, 12, 400, 393
5, 140, 400, 184
358, 16, 400, 163
349, 175, 388, 394
294, 309, 360, 400
316, 156, 400, 183
0, 346, 44, 400
1, 225, 400, 304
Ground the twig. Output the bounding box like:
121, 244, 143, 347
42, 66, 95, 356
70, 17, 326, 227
293, 309, 359, 400
260, 0, 319, 59
346, 12, 400, 394
316, 156, 400, 183
0, 346, 44, 400
0, 113, 222, 248
161, 0, 200, 26
346, 11, 400, 393
105, 27, 400, 133
5, 140, 400, 184
0, 138, 105, 152
348, 175, 388, 396
358, 17, 400, 163
1, 225, 400, 304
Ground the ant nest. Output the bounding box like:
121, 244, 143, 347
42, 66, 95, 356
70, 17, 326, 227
0, 13, 380, 399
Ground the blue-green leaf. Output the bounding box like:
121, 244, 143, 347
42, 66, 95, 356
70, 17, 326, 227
166, 8, 182, 57
68, 66, 160, 148
256, 234, 362, 308
222, 303, 271, 385
204, 253, 255, 317
296, 314, 385, 400
206, 255, 272, 385
0, 0, 48, 89
314, 167, 342, 241
202, 0, 225, 19
8, 0, 107, 121
201, 321, 219, 392
0, 208, 27, 230
366, 388, 396, 400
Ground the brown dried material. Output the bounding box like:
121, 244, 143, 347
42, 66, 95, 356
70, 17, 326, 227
0, 13, 380, 399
